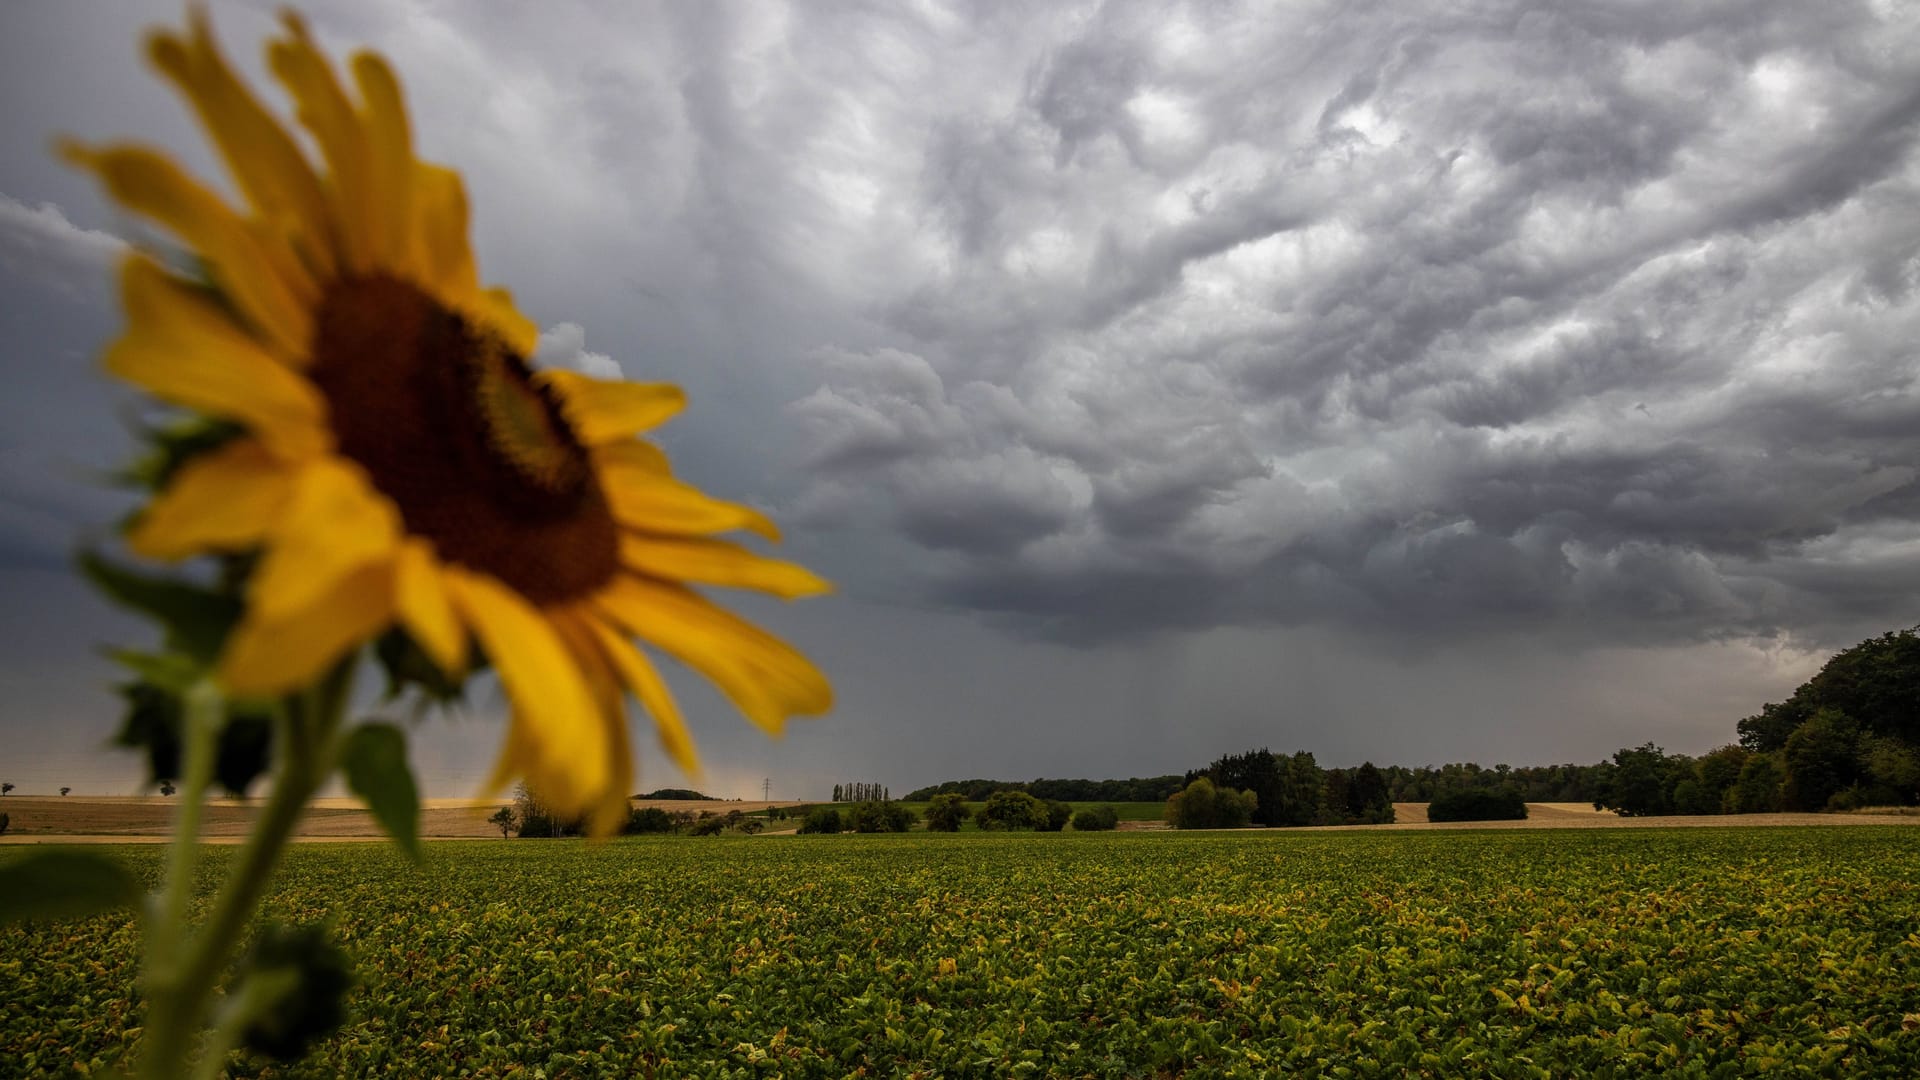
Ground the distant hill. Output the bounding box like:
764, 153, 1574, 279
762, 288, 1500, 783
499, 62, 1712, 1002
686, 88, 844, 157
634, 788, 718, 801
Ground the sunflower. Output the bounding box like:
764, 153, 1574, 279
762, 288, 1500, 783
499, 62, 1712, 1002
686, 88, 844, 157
67, 10, 831, 835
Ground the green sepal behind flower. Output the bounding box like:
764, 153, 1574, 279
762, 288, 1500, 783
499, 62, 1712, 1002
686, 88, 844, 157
373, 627, 471, 705
80, 551, 242, 666
120, 414, 246, 493
111, 678, 277, 795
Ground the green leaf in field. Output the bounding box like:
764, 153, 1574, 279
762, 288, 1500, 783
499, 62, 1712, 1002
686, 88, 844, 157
238, 922, 355, 1061
343, 723, 420, 860
78, 551, 242, 664
0, 850, 142, 924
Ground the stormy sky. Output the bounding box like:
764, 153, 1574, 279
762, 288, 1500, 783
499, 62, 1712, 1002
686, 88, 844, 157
1, 0, 1915, 799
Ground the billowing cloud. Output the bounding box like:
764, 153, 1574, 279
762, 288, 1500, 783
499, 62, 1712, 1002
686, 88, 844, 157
780, 0, 1920, 648
4, 0, 1918, 795
535, 322, 623, 380
0, 193, 122, 293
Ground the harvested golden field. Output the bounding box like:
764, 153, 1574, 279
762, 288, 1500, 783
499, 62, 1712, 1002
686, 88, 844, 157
0, 796, 812, 844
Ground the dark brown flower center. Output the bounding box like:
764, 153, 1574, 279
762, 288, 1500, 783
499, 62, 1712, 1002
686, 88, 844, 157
307, 276, 619, 605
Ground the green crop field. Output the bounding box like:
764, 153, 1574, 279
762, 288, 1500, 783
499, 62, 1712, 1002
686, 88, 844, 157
5, 828, 1918, 1078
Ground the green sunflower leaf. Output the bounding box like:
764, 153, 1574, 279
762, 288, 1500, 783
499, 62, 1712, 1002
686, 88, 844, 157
111, 680, 275, 794
120, 414, 246, 492
105, 648, 201, 692
0, 850, 143, 925
78, 551, 241, 664
113, 680, 184, 783
342, 722, 421, 861
215, 712, 275, 796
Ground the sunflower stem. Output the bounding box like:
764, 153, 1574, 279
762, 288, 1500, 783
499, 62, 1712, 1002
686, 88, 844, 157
137, 664, 355, 1079
137, 677, 222, 1077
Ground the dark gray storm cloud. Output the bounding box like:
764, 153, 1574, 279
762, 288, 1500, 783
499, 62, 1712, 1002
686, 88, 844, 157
785, 0, 1920, 649
2, 1, 1916, 795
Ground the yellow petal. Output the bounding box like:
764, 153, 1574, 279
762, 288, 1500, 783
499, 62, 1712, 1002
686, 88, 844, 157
594, 575, 831, 734
411, 162, 478, 298
220, 562, 393, 696
540, 370, 686, 445
394, 539, 466, 678
61, 142, 314, 356
128, 438, 293, 561
250, 458, 400, 623
619, 534, 831, 600
599, 460, 781, 542
469, 286, 538, 357
584, 613, 702, 779
595, 439, 672, 476
548, 608, 635, 837
146, 11, 337, 279
350, 51, 413, 273
444, 567, 610, 809
269, 12, 374, 273
106, 256, 330, 461
482, 714, 540, 800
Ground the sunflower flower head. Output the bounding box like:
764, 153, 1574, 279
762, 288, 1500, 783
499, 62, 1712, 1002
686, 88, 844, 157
69, 8, 832, 835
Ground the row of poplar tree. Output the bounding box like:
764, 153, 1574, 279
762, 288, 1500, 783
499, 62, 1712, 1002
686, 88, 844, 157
833, 782, 889, 802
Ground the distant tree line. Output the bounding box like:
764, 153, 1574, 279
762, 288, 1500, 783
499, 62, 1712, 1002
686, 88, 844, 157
495, 785, 784, 838
899, 624, 1920, 826
634, 788, 716, 801
908, 764, 1610, 811
833, 782, 889, 802
803, 793, 1131, 834
1071, 805, 1120, 831
980, 791, 1073, 831
1380, 626, 1918, 817
906, 762, 1398, 829
1379, 762, 1605, 803
922, 794, 970, 831
1177, 749, 1394, 828
1580, 626, 1918, 816
1427, 788, 1527, 822
1165, 777, 1258, 828
800, 800, 915, 834
902, 776, 1184, 803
